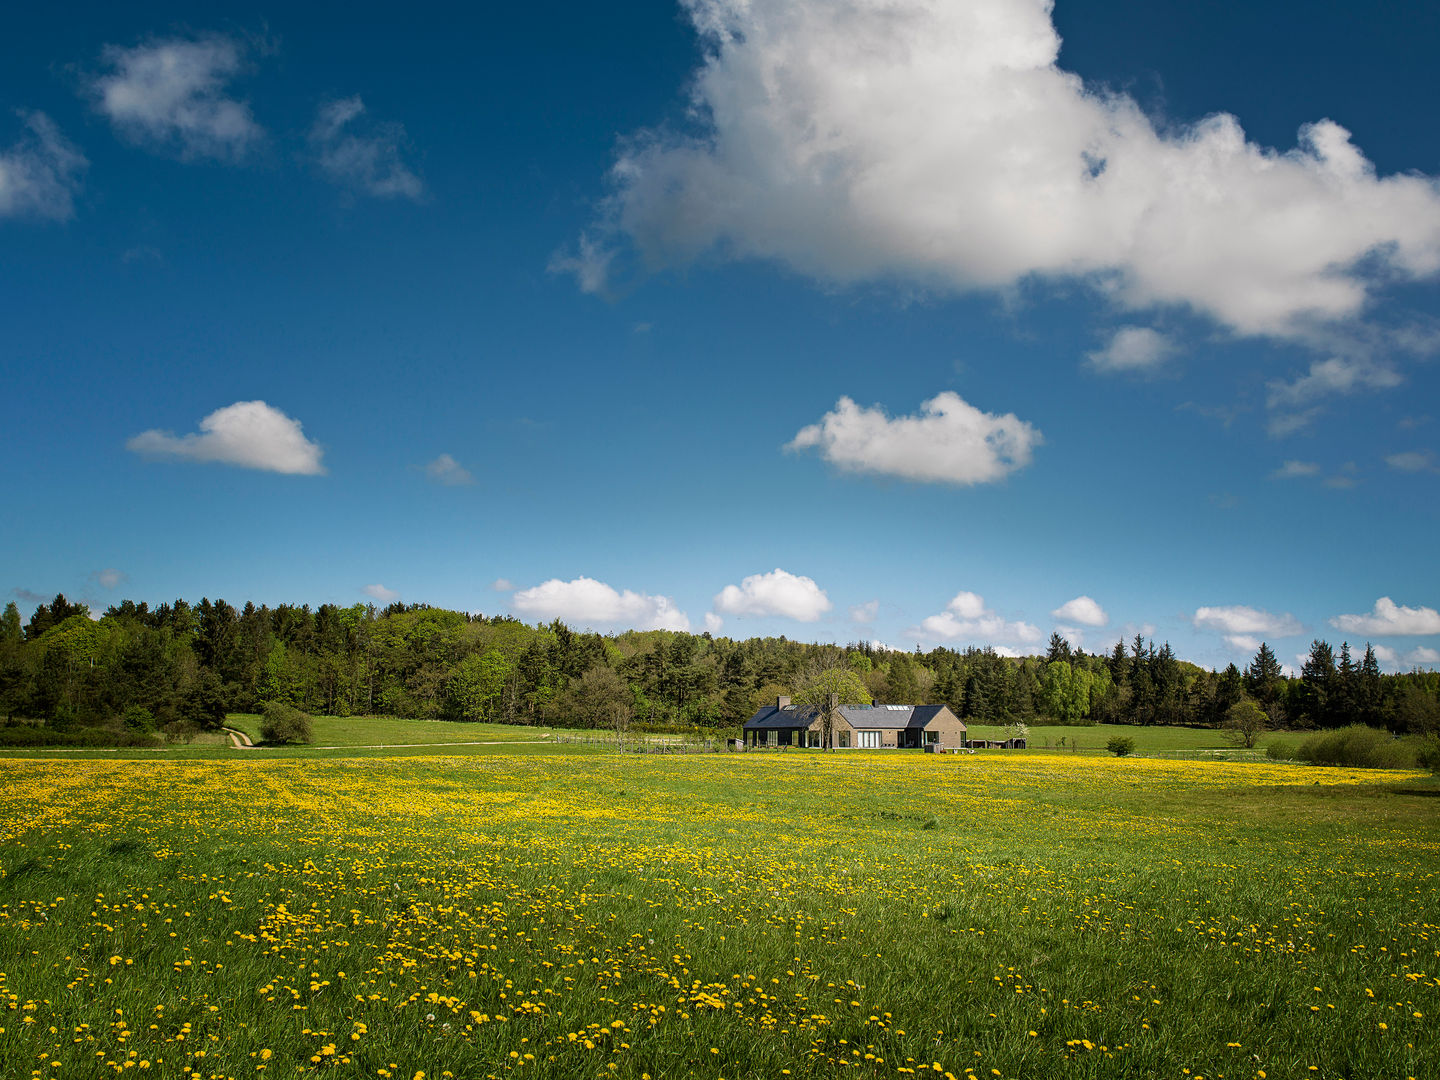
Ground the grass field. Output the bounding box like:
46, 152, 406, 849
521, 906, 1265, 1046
962, 723, 1282, 758
1, 750, 1436, 1080
224, 714, 559, 747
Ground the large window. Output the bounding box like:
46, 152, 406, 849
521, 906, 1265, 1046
857, 730, 881, 749
838, 731, 850, 748
808, 730, 820, 748
926, 731, 939, 744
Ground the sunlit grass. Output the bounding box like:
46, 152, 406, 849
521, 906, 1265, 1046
0, 751, 1435, 1079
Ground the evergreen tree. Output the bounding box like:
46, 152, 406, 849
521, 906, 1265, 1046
1245, 642, 1284, 721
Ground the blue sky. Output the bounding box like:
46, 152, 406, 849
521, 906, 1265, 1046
3, 0, 1439, 673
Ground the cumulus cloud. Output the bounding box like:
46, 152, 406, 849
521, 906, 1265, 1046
126, 400, 325, 475
788, 392, 1040, 486
309, 96, 423, 200
88, 34, 263, 160
703, 611, 725, 634
90, 569, 127, 590
362, 584, 399, 603
1407, 646, 1440, 667
1330, 597, 1440, 636
424, 453, 474, 486
849, 599, 880, 625
567, 0, 1440, 341
1086, 327, 1175, 374
1052, 595, 1107, 628
713, 568, 832, 621
512, 576, 690, 631
0, 112, 86, 221
1193, 605, 1303, 651
910, 590, 1042, 646
490, 578, 515, 592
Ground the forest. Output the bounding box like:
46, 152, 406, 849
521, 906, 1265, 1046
2, 593, 1437, 739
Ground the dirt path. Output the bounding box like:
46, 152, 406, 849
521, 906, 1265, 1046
223, 727, 255, 748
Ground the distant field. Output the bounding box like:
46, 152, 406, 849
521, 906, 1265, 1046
225, 712, 558, 747
965, 722, 1284, 758
1, 749, 1435, 1080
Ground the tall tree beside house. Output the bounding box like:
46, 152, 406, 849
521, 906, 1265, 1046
793, 664, 872, 750
883, 651, 920, 703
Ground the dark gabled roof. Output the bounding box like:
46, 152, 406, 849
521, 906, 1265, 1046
742, 704, 820, 730
910, 704, 963, 729
839, 704, 914, 729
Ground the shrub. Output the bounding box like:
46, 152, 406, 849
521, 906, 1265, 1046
1265, 739, 1295, 761
260, 701, 313, 745
1294, 725, 1416, 769
1106, 735, 1135, 757
1414, 736, 1440, 774
121, 705, 157, 733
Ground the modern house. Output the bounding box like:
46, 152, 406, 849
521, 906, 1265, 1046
741, 695, 967, 750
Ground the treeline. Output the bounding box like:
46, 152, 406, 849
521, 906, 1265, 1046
2, 595, 1437, 735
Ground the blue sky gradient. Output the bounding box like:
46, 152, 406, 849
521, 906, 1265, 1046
3, 0, 1438, 673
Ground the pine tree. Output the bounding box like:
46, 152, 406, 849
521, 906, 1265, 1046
1244, 642, 1284, 721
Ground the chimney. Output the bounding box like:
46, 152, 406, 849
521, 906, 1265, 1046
777, 696, 791, 709
828, 692, 839, 710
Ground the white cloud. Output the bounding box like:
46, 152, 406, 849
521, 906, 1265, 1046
1273, 460, 1321, 479
90, 568, 126, 590
1086, 327, 1175, 374
1407, 646, 1440, 667
0, 112, 86, 221
363, 584, 399, 603
1266, 357, 1404, 434
991, 645, 1024, 659
548, 234, 615, 295
424, 453, 473, 486
490, 578, 515, 592
310, 96, 423, 200
1330, 597, 1440, 636
1052, 595, 1107, 628
89, 34, 262, 160
713, 568, 832, 621
703, 611, 725, 634
512, 576, 690, 631
1193, 605, 1303, 650
788, 392, 1040, 486
1386, 450, 1439, 473
910, 590, 1041, 646
126, 400, 325, 475
849, 599, 879, 624
571, 0, 1440, 341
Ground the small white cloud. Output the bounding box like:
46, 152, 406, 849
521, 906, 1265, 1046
703, 611, 724, 634
1086, 327, 1175, 374
909, 590, 1041, 646
991, 645, 1024, 659
1055, 625, 1085, 648
90, 568, 126, 590
849, 599, 880, 624
1406, 646, 1440, 667
1273, 460, 1321, 479
512, 576, 690, 631
126, 400, 325, 475
424, 453, 473, 486
1226, 634, 1262, 654
1051, 595, 1107, 628
363, 584, 399, 603
490, 578, 515, 592
1385, 450, 1439, 473
788, 392, 1040, 486
548, 234, 615, 295
88, 34, 262, 160
714, 568, 832, 622
310, 96, 423, 200
1193, 605, 1303, 639
0, 112, 86, 221
1267, 356, 1403, 410
1331, 597, 1440, 636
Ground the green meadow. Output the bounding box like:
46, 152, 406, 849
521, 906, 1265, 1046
0, 746, 1436, 1080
